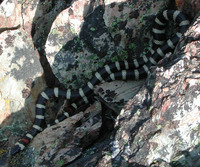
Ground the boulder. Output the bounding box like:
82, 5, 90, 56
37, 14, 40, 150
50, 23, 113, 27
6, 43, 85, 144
1, 0, 200, 167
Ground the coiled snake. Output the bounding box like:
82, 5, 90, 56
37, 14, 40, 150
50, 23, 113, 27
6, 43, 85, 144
11, 10, 189, 155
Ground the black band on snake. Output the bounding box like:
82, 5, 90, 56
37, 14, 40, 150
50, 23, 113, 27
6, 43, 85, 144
11, 10, 189, 155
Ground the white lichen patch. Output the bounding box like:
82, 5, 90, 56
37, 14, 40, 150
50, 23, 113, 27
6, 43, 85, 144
104, 0, 127, 6
0, 76, 25, 124
0, 76, 25, 102
163, 60, 185, 80
147, 131, 176, 164
0, 0, 15, 17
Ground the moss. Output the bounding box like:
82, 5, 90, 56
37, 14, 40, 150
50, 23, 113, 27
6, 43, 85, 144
70, 26, 76, 35
90, 27, 96, 31
56, 160, 64, 167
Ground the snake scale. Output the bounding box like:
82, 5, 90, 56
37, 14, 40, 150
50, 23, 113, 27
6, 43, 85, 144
11, 9, 189, 155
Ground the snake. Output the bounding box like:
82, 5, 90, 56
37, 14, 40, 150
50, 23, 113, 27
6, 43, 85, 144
10, 10, 189, 155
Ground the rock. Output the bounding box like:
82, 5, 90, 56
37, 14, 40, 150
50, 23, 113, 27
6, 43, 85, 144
44, 0, 168, 88
0, 0, 21, 29
1, 0, 200, 167
78, 12, 200, 167
0, 0, 46, 165
31, 101, 102, 167
176, 0, 200, 18
0, 28, 45, 126
95, 80, 145, 106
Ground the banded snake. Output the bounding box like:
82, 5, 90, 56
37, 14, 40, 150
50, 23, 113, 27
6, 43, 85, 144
11, 9, 189, 155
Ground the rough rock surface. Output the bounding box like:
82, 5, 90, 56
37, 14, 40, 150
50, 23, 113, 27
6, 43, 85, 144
66, 11, 200, 167
32, 102, 102, 167
0, 0, 47, 166
0, 0, 199, 167
44, 0, 168, 87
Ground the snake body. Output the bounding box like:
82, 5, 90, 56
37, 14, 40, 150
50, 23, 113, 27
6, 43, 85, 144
11, 10, 189, 155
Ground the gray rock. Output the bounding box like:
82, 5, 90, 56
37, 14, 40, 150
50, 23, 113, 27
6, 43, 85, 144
1, 0, 200, 167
